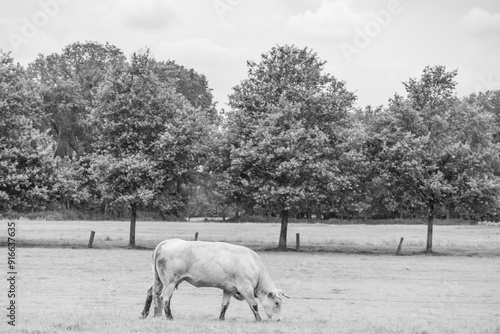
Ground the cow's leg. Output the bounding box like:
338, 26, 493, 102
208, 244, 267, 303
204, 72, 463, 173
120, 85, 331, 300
240, 287, 262, 321
153, 281, 164, 317
249, 303, 262, 321
219, 291, 231, 321
161, 282, 176, 320
140, 286, 153, 319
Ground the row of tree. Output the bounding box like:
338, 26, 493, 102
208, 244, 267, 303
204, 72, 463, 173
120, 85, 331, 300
1, 42, 499, 251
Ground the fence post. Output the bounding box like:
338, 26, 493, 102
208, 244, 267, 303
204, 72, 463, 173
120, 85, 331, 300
195, 232, 199, 241
88, 231, 96, 248
396, 237, 404, 255
296, 233, 300, 251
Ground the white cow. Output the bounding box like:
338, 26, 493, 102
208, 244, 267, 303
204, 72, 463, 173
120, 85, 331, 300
140, 238, 289, 321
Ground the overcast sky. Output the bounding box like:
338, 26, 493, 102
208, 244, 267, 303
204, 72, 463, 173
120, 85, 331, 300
1, 0, 499, 110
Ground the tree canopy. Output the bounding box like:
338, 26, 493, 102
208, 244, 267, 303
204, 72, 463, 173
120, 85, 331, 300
362, 66, 500, 252
0, 51, 58, 212
219, 45, 357, 249
2, 42, 500, 253
90, 49, 214, 246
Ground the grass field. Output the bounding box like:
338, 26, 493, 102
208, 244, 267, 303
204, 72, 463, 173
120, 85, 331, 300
5, 219, 500, 256
1, 220, 500, 333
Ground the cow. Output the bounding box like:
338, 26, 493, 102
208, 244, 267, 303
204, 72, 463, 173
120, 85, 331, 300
140, 238, 289, 321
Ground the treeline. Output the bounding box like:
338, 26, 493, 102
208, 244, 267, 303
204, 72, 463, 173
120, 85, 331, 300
1, 42, 500, 249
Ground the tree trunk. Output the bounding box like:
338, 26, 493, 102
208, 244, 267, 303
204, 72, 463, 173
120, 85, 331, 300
129, 202, 137, 248
426, 202, 434, 253
278, 209, 289, 251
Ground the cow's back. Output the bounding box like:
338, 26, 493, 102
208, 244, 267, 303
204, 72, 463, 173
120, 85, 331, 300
155, 239, 262, 290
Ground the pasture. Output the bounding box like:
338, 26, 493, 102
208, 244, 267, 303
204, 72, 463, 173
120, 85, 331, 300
1, 220, 500, 333
8, 219, 500, 255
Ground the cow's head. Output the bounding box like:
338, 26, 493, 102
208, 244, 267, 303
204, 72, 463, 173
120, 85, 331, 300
259, 289, 290, 321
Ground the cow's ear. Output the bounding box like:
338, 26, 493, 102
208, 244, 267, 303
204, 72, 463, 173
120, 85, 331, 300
267, 292, 274, 298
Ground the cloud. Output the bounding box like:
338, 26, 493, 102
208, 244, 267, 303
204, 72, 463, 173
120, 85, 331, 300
286, 0, 367, 40
460, 7, 500, 35
115, 0, 178, 30
156, 38, 247, 73
158, 38, 245, 59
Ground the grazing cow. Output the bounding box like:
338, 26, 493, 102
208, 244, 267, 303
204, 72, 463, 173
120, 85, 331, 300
140, 238, 289, 321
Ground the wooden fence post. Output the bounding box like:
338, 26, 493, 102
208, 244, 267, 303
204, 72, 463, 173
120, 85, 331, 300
396, 237, 404, 255
88, 231, 96, 248
296, 233, 300, 251
195, 232, 199, 241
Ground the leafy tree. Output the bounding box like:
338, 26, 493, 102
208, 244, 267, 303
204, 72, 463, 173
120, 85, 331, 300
333, 115, 374, 219
28, 41, 125, 157
219, 45, 356, 250
466, 90, 500, 143
445, 100, 500, 219
184, 176, 237, 220
91, 49, 213, 247
52, 156, 91, 210
0, 51, 57, 212
153, 60, 219, 124
374, 66, 500, 252
349, 106, 401, 219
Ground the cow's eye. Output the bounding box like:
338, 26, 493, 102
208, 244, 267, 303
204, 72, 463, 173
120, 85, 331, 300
275, 302, 279, 306
267, 292, 273, 298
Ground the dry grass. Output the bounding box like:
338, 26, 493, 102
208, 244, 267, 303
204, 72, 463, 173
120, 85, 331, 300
1, 220, 500, 333
1, 247, 499, 334
3, 219, 500, 256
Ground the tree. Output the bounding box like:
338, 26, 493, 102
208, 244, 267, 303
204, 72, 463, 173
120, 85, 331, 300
52, 156, 91, 210
219, 45, 356, 250
349, 106, 401, 219
153, 60, 219, 124
91, 49, 213, 247
466, 90, 500, 143
445, 100, 500, 220
0, 51, 58, 212
375, 66, 500, 252
28, 41, 125, 157
333, 114, 374, 219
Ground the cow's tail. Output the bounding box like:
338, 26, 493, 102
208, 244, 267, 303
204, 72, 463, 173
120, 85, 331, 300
140, 246, 162, 319
152, 245, 163, 309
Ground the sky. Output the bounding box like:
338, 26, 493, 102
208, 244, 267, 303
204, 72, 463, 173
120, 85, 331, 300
1, 0, 499, 110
